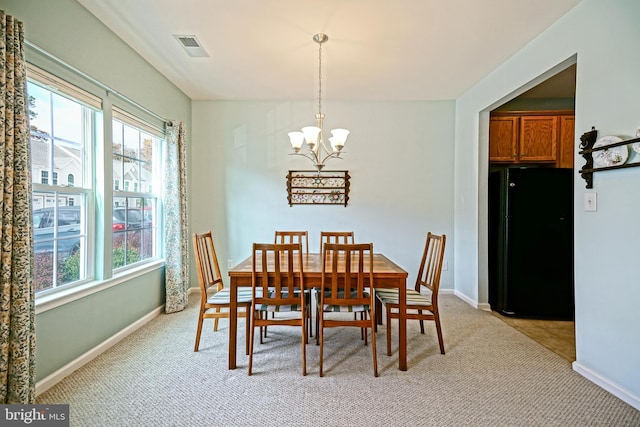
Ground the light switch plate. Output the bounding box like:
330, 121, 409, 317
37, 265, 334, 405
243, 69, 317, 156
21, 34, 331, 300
584, 192, 597, 211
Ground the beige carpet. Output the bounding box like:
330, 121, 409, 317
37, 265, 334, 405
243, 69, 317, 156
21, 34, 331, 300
37, 294, 639, 426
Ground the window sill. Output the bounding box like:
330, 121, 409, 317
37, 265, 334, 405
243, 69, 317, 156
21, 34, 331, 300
35, 259, 165, 314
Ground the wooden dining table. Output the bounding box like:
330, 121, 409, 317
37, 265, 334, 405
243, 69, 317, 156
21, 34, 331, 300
227, 252, 410, 370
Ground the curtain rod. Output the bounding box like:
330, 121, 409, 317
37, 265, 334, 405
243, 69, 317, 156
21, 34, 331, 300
25, 40, 170, 125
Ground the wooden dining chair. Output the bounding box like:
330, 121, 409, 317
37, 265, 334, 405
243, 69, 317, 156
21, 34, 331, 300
192, 231, 253, 353
317, 242, 378, 377
249, 242, 308, 376
375, 232, 447, 356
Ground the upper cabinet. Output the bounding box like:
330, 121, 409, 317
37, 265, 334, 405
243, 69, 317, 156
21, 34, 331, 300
489, 110, 575, 168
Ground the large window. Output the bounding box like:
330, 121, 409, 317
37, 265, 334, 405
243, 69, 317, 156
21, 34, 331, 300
28, 66, 98, 293
28, 63, 164, 296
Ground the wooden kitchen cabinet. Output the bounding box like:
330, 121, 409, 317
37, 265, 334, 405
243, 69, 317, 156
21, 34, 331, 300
489, 116, 518, 162
557, 115, 575, 169
489, 111, 574, 167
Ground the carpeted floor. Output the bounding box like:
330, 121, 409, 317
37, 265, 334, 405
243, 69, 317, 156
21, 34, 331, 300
37, 294, 640, 426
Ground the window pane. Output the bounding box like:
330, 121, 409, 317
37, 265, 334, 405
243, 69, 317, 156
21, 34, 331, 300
112, 196, 156, 268
123, 124, 140, 159
33, 191, 87, 293
112, 120, 123, 155
112, 114, 160, 271
52, 93, 82, 143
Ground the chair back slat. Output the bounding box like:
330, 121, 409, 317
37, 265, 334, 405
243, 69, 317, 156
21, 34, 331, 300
193, 231, 223, 294
319, 231, 354, 253
321, 242, 373, 307
416, 232, 446, 302
275, 230, 308, 253
252, 242, 303, 307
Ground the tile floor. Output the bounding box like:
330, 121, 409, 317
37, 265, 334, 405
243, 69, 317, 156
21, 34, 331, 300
493, 312, 576, 362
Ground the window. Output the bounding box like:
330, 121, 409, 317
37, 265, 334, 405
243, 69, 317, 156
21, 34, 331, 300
28, 64, 99, 294
112, 108, 161, 270
28, 62, 165, 298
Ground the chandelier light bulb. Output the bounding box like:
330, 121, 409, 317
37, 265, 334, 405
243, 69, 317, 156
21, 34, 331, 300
288, 131, 305, 152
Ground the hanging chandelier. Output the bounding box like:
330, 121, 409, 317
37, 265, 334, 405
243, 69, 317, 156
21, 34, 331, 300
288, 33, 349, 172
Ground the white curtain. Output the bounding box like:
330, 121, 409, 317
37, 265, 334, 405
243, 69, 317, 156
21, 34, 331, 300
163, 121, 189, 313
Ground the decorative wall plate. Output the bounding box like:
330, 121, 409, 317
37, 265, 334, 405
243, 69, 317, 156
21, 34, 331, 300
593, 136, 628, 167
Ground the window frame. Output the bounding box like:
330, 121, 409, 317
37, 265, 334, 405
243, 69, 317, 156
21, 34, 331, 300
26, 59, 167, 305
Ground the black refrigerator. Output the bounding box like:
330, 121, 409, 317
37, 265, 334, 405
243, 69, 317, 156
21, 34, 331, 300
489, 167, 574, 319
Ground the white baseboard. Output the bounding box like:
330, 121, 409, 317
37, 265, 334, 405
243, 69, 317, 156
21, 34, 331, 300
572, 361, 640, 411
35, 305, 165, 396
451, 290, 491, 311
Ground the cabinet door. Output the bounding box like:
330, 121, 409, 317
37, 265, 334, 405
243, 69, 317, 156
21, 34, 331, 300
519, 115, 558, 162
558, 115, 575, 168
489, 116, 518, 162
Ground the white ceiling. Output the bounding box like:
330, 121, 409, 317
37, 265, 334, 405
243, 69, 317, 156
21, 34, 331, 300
76, 0, 581, 101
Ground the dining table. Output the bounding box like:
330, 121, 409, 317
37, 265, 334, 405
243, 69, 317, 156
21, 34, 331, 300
227, 252, 410, 371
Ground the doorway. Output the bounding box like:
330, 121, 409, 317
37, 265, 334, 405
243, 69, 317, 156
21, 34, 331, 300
487, 63, 577, 361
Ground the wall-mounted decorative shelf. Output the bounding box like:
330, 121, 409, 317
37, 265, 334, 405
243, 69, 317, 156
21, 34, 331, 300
286, 170, 350, 206
579, 127, 640, 188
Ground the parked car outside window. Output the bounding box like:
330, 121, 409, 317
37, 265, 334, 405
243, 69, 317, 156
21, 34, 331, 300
33, 206, 82, 256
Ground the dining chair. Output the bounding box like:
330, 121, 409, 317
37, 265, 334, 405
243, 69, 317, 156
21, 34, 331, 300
317, 242, 378, 377
272, 231, 312, 338
192, 231, 253, 353
249, 242, 308, 376
375, 232, 447, 356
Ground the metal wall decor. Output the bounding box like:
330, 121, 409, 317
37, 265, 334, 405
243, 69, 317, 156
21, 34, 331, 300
579, 127, 640, 188
286, 170, 350, 206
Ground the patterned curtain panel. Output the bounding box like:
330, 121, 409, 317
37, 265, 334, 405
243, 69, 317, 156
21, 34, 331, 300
163, 121, 189, 313
0, 12, 36, 403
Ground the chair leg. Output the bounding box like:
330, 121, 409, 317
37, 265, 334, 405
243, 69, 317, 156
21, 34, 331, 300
319, 313, 324, 377
260, 312, 265, 344
316, 307, 320, 346
434, 312, 445, 354
301, 313, 307, 376
214, 307, 221, 331
370, 309, 378, 377
363, 312, 368, 346
248, 309, 256, 376
194, 313, 204, 352
386, 306, 392, 356
245, 308, 250, 355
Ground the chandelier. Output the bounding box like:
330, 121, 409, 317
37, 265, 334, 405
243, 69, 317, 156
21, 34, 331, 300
288, 33, 349, 171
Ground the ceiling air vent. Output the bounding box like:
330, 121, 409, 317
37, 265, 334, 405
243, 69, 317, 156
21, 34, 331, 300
173, 34, 209, 58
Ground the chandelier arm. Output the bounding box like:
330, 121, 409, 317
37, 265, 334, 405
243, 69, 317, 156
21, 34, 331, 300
319, 152, 343, 165
289, 151, 320, 164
